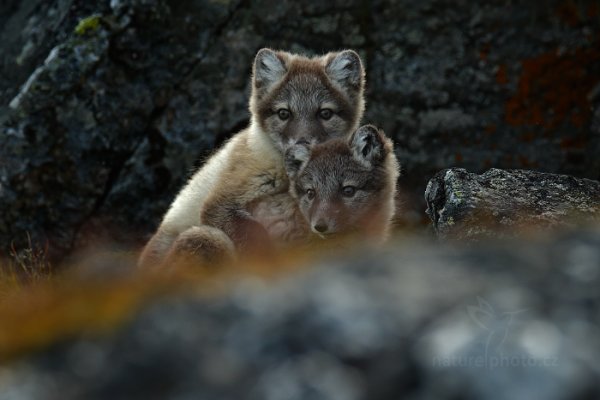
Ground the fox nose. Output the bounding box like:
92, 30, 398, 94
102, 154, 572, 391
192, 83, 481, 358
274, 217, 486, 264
313, 221, 328, 234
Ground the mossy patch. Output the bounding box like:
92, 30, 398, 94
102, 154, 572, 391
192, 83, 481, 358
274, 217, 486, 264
75, 15, 102, 36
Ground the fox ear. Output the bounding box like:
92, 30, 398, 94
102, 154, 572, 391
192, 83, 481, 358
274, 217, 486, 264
350, 125, 385, 167
253, 48, 287, 95
325, 50, 364, 92
284, 143, 311, 178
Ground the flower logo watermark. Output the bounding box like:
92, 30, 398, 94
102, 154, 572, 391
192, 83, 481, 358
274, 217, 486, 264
431, 297, 559, 369
467, 296, 527, 361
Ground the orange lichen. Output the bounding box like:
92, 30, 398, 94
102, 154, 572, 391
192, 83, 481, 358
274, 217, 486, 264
505, 45, 600, 130
496, 64, 508, 85
485, 125, 497, 135
0, 243, 353, 363
560, 135, 586, 149
520, 132, 536, 143
0, 273, 193, 363
555, 1, 581, 27
455, 153, 463, 163
480, 43, 491, 61
518, 155, 538, 168
555, 1, 599, 25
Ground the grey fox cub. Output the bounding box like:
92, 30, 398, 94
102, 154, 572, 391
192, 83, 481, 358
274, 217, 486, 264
285, 125, 400, 243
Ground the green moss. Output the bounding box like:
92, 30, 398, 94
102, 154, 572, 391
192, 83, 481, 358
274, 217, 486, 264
449, 189, 463, 204
75, 15, 101, 36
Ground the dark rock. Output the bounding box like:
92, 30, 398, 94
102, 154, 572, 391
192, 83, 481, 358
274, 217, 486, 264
1, 0, 600, 260
0, 0, 240, 261
1, 229, 600, 399
0, 1, 112, 111
425, 168, 600, 240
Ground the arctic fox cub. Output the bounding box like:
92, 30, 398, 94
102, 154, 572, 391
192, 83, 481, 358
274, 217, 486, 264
285, 125, 400, 242
139, 48, 366, 267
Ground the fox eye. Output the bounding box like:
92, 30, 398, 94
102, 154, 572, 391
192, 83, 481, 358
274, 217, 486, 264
277, 108, 290, 120
318, 108, 333, 120
342, 186, 356, 197
306, 189, 316, 200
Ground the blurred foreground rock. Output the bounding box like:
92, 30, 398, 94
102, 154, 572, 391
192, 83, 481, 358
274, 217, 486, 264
426, 168, 600, 240
1, 229, 600, 399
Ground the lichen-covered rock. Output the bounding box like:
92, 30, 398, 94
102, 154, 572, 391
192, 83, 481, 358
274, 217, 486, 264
1, 0, 600, 260
1, 230, 600, 399
425, 168, 600, 240
0, 0, 240, 261
0, 1, 111, 111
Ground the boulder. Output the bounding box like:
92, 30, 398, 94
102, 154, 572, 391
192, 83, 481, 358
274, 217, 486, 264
1, 229, 600, 399
0, 0, 239, 261
425, 168, 600, 240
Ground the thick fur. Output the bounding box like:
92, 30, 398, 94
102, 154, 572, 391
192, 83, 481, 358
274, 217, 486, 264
285, 125, 400, 242
165, 226, 236, 268
139, 48, 365, 268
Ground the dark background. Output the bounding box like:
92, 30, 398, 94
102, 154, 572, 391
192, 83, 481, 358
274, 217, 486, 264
1, 0, 599, 262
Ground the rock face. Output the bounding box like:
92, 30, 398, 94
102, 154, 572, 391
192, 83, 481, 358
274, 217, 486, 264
1, 230, 600, 399
1, 0, 600, 260
0, 0, 240, 261
425, 168, 600, 239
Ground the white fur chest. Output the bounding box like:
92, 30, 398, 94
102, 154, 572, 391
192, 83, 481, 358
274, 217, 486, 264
248, 193, 308, 243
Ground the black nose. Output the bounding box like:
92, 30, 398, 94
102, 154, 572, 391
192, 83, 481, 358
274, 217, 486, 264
313, 221, 328, 233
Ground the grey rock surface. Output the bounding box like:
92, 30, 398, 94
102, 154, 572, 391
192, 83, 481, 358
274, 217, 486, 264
1, 0, 600, 260
1, 230, 600, 399
425, 168, 600, 240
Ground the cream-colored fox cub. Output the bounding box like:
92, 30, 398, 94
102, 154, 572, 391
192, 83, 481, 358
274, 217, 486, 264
139, 48, 366, 267
285, 125, 400, 242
